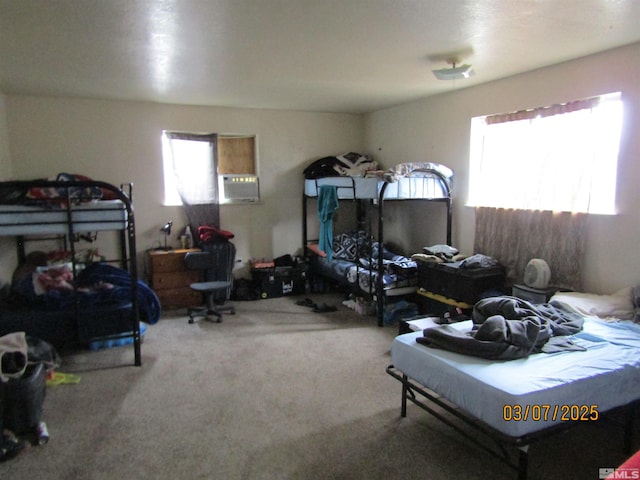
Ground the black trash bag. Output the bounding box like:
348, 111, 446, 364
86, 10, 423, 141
231, 278, 259, 301
27, 336, 61, 375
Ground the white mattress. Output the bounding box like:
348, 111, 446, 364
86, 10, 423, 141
391, 317, 640, 437
304, 176, 450, 200
0, 200, 128, 235
304, 177, 379, 199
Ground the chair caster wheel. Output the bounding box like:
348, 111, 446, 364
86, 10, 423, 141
188, 318, 194, 324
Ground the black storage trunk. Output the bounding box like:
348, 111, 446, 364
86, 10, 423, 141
252, 266, 307, 299
417, 261, 505, 305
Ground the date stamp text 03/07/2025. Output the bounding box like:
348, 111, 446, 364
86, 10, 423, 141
502, 404, 599, 422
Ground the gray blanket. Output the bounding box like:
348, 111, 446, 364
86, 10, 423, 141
416, 296, 585, 360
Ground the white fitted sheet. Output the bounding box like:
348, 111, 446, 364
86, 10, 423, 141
391, 317, 640, 437
0, 200, 127, 235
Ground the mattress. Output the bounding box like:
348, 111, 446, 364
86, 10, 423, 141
391, 317, 640, 437
304, 177, 379, 199
0, 200, 127, 235
304, 176, 450, 200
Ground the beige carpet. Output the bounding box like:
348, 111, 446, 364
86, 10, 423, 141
1, 294, 634, 479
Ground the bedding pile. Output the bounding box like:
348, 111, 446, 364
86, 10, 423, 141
417, 296, 584, 360
10, 261, 161, 325
0, 173, 117, 206
316, 230, 418, 292
303, 152, 378, 179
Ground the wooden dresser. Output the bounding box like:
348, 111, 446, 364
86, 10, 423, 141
148, 248, 202, 309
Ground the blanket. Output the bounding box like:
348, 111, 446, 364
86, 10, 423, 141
12, 262, 161, 325
417, 296, 584, 360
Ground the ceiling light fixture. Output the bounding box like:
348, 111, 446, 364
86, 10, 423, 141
432, 59, 474, 81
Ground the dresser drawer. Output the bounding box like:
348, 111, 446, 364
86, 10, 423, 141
149, 249, 199, 273
148, 248, 202, 309
156, 288, 202, 309
151, 271, 199, 290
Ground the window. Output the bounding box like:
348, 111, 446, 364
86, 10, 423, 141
467, 92, 623, 214
162, 132, 259, 205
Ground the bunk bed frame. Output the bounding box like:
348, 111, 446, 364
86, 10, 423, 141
302, 165, 453, 326
0, 179, 141, 366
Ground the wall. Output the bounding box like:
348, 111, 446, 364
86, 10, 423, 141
364, 42, 640, 294
0, 95, 10, 180
3, 97, 363, 283
0, 94, 15, 282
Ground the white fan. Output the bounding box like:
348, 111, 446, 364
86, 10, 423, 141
524, 259, 551, 289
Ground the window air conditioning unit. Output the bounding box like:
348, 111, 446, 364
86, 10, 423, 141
221, 174, 260, 203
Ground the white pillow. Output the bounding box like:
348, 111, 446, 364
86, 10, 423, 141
550, 287, 634, 320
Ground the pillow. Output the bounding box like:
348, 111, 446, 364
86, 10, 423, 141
333, 231, 370, 261
550, 287, 635, 320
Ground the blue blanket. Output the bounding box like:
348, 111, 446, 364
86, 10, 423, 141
14, 263, 161, 325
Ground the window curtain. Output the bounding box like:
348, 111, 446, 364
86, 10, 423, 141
474, 207, 587, 290
164, 132, 220, 234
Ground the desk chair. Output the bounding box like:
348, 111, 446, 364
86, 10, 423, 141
184, 248, 235, 324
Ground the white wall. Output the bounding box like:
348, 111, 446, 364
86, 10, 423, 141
364, 42, 640, 294
0, 94, 15, 283
0, 95, 10, 180
3, 97, 363, 282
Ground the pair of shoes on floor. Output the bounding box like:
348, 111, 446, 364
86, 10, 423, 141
295, 298, 315, 307
0, 431, 29, 463
295, 298, 337, 313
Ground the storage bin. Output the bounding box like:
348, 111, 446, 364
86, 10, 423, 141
251, 266, 307, 299
417, 261, 505, 305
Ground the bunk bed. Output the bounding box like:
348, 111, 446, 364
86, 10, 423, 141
0, 177, 151, 366
302, 161, 453, 326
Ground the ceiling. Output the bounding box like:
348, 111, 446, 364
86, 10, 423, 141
1, 0, 640, 114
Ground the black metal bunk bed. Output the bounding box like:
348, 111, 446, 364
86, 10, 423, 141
0, 179, 143, 366
302, 163, 453, 326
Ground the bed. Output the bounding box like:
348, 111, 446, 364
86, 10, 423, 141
0, 176, 156, 366
386, 290, 640, 479
303, 159, 453, 326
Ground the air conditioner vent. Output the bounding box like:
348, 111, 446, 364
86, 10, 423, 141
221, 174, 260, 203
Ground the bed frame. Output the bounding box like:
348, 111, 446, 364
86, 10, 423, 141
0, 179, 141, 366
386, 315, 640, 479
302, 164, 453, 326
387, 365, 638, 479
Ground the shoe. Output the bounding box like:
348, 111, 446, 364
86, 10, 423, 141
313, 303, 337, 313
0, 434, 29, 462
295, 298, 315, 307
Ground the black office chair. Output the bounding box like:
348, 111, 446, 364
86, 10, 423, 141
184, 246, 236, 324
